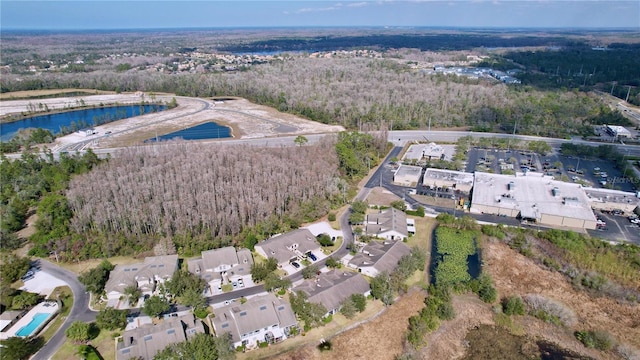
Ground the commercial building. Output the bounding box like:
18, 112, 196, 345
403, 142, 445, 162
393, 165, 423, 187
422, 168, 474, 193
605, 125, 631, 139
471, 172, 597, 230
584, 187, 640, 214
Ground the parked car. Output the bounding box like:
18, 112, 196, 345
307, 252, 317, 261
21, 271, 34, 281
291, 261, 301, 269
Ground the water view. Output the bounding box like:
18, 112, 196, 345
146, 121, 231, 142
1, 104, 166, 141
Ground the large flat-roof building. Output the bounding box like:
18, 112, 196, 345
393, 165, 422, 187
423, 168, 474, 193
583, 187, 640, 214
605, 125, 631, 139
471, 172, 597, 230
403, 143, 444, 162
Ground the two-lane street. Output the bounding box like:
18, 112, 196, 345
35, 260, 97, 360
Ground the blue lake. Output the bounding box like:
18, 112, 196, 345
146, 122, 232, 142
0, 104, 166, 141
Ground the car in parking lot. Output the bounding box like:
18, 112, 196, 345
291, 261, 301, 269
306, 252, 317, 261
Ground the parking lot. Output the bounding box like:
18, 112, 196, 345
588, 210, 640, 245
465, 148, 636, 193
462, 147, 640, 245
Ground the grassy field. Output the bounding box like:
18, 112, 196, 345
406, 215, 437, 285
52, 327, 117, 360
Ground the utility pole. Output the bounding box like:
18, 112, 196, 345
626, 86, 632, 103
611, 82, 616, 95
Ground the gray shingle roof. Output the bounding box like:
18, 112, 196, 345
116, 314, 204, 360
348, 240, 412, 274
105, 255, 178, 297
255, 229, 320, 264
293, 270, 370, 312
212, 294, 297, 343
365, 208, 408, 237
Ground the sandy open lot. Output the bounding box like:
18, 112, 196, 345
1, 93, 344, 151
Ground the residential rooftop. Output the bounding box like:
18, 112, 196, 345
292, 270, 370, 313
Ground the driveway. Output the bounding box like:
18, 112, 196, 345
20, 269, 67, 297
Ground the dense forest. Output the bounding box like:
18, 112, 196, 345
0, 57, 613, 138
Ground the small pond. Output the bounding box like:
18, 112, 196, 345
146, 122, 232, 142
1, 104, 166, 141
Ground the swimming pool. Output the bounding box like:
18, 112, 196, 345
16, 313, 50, 337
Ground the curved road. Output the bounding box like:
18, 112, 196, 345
35, 260, 97, 360
28, 127, 640, 357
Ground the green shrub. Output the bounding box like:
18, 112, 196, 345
328, 213, 336, 221
575, 330, 614, 351
258, 341, 268, 348
502, 296, 526, 316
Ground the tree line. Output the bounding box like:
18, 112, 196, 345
1, 54, 611, 138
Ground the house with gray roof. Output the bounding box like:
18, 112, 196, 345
254, 229, 321, 268
116, 313, 204, 360
212, 293, 298, 350
365, 208, 409, 241
187, 247, 253, 293
348, 240, 412, 278
104, 255, 178, 308
292, 270, 370, 316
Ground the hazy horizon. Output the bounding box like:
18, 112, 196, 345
2, 1, 639, 31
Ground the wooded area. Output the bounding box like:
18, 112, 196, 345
66, 139, 342, 257
1, 57, 612, 138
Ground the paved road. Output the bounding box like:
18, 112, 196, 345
34, 260, 97, 360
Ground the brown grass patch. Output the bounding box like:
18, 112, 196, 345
483, 239, 640, 354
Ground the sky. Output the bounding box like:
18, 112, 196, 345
1, 1, 639, 30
